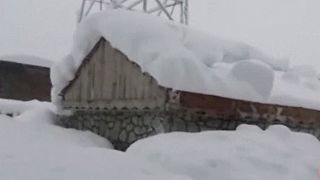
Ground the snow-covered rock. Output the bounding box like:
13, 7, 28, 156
52, 9, 320, 111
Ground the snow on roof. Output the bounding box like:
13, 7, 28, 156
51, 9, 320, 111
0, 54, 53, 67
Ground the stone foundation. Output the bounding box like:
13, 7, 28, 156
59, 109, 320, 150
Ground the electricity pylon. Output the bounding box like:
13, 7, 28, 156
78, 0, 189, 25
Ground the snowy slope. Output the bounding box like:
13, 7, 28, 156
51, 10, 320, 111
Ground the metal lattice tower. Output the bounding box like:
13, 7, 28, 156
79, 0, 189, 25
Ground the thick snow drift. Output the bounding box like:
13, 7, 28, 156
1, 106, 319, 179
128, 124, 320, 180
0, 107, 184, 180
52, 9, 320, 111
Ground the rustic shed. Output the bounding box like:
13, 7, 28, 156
59, 38, 320, 150
0, 60, 51, 101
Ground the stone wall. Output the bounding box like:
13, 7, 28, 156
59, 108, 320, 150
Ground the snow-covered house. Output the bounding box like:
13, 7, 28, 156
0, 56, 52, 101
54, 10, 320, 150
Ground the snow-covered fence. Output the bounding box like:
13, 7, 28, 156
0, 99, 54, 117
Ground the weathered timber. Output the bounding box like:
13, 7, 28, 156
0, 61, 51, 101
62, 39, 167, 109
59, 38, 320, 151
179, 91, 320, 129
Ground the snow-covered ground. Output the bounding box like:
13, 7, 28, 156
128, 125, 320, 180
0, 106, 180, 180
0, 109, 182, 180
0, 104, 319, 179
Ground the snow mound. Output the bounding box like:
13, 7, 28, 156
0, 111, 188, 180
51, 9, 320, 110
231, 59, 274, 99
127, 124, 320, 180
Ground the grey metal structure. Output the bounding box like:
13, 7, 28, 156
78, 0, 189, 24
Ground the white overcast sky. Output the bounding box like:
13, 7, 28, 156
191, 0, 320, 69
0, 0, 319, 69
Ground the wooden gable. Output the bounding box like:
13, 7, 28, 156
62, 38, 168, 109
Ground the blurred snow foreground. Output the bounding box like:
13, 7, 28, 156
0, 101, 319, 179
52, 9, 320, 111
0, 98, 54, 116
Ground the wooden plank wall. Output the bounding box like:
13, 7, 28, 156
179, 91, 320, 127
63, 39, 168, 109
0, 61, 51, 101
